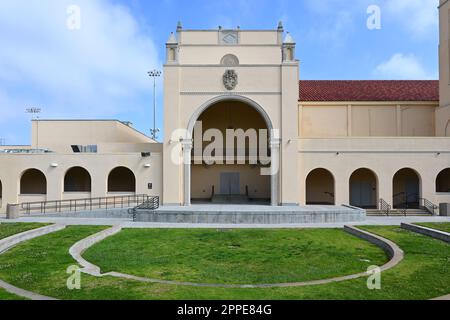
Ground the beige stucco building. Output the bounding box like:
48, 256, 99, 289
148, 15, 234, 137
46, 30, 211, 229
0, 2, 449, 214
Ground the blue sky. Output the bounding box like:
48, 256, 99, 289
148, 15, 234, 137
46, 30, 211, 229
0, 0, 440, 145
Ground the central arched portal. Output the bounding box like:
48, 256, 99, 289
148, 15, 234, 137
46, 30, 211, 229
184, 96, 279, 206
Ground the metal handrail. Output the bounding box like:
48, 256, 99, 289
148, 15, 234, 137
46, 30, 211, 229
20, 194, 151, 215
379, 198, 391, 216
420, 198, 438, 215
128, 196, 160, 221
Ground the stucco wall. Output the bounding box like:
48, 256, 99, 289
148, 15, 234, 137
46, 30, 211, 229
300, 103, 437, 137
298, 138, 450, 207
0, 152, 162, 213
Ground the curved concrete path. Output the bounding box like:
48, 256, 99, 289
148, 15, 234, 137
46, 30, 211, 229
70, 225, 404, 289
0, 224, 66, 300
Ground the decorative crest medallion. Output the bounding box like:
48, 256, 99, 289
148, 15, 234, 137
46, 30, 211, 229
223, 69, 238, 91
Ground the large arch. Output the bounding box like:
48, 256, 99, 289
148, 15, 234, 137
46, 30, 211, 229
108, 167, 136, 193
436, 168, 450, 193
393, 168, 421, 209
64, 167, 91, 192
185, 95, 279, 206
20, 169, 47, 195
305, 168, 335, 205
349, 168, 378, 209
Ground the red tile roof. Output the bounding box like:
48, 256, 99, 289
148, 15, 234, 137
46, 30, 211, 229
299, 80, 439, 102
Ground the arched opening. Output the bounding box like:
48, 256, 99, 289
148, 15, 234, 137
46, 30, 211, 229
436, 168, 450, 193
393, 168, 421, 209
108, 167, 136, 193
190, 99, 272, 205
349, 169, 378, 209
306, 169, 335, 205
20, 169, 47, 195
64, 167, 91, 192
0, 179, 2, 203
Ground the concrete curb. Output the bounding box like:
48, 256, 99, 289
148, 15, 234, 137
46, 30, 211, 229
0, 224, 66, 300
72, 225, 404, 288
431, 294, 450, 300
343, 225, 404, 271
0, 224, 66, 254
69, 225, 123, 276
401, 223, 450, 243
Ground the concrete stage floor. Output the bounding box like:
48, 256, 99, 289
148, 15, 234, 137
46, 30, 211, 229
134, 204, 366, 224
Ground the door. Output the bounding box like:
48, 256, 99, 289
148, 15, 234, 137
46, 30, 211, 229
405, 178, 420, 206
220, 172, 240, 195
350, 182, 373, 208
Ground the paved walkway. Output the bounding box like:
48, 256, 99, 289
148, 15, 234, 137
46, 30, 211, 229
1, 216, 449, 229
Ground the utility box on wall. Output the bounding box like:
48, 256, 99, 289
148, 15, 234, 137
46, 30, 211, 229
439, 203, 450, 216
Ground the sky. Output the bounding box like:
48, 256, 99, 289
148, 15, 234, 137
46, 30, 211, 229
0, 0, 440, 145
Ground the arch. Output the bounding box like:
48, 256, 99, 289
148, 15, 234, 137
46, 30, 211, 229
305, 168, 335, 205
436, 168, 450, 193
221, 54, 239, 66
64, 167, 91, 192
187, 95, 274, 138
0, 179, 2, 200
20, 169, 47, 195
349, 168, 378, 209
393, 168, 421, 209
185, 95, 278, 206
108, 167, 136, 193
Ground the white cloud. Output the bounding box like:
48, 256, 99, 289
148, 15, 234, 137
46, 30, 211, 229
374, 53, 437, 79
0, 0, 159, 132
383, 0, 439, 37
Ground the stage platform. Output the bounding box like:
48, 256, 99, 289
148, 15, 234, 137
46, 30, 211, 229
134, 205, 366, 224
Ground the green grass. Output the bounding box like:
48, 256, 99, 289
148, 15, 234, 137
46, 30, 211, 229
416, 222, 450, 233
0, 226, 448, 300
84, 228, 387, 284
0, 223, 48, 240
0, 288, 26, 300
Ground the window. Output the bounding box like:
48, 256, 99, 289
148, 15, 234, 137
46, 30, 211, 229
71, 145, 97, 153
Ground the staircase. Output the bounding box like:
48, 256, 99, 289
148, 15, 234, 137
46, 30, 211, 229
366, 208, 431, 216
211, 195, 250, 204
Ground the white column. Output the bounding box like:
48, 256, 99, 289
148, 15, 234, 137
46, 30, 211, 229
270, 139, 281, 206
182, 139, 193, 206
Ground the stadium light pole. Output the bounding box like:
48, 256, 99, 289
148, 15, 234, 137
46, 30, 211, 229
148, 69, 162, 140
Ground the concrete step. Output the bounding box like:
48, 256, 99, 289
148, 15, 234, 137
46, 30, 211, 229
211, 195, 250, 204
366, 209, 431, 216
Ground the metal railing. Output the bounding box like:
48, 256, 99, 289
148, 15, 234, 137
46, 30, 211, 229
420, 198, 438, 215
20, 194, 152, 215
379, 198, 391, 216
128, 196, 160, 221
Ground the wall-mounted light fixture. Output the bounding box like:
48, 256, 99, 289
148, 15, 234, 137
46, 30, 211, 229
50, 163, 58, 168
144, 164, 151, 168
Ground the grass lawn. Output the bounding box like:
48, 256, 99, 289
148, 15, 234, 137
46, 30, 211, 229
84, 228, 387, 284
0, 226, 448, 300
0, 288, 25, 300
0, 223, 48, 240
416, 222, 450, 233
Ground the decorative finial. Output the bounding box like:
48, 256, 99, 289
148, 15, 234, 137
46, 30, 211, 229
278, 21, 284, 31
177, 21, 182, 31
218, 25, 222, 30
